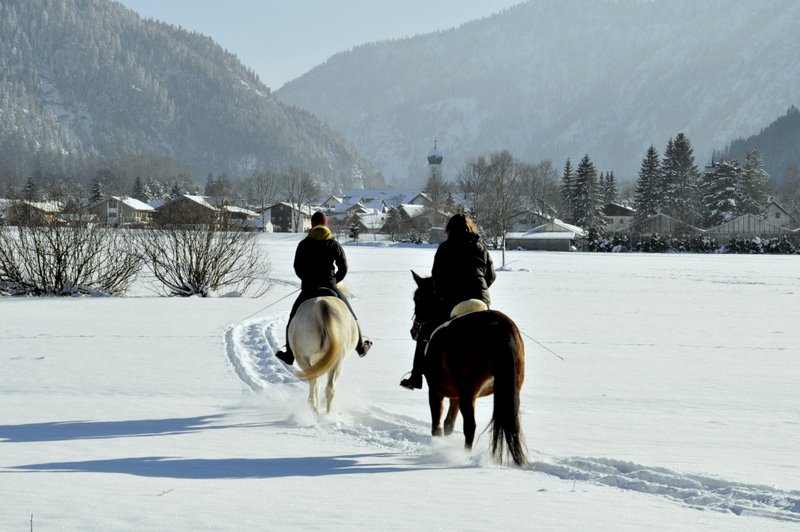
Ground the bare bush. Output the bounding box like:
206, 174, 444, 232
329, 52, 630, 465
0, 221, 142, 296
136, 217, 270, 297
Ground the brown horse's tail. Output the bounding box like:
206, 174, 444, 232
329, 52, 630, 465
489, 318, 528, 467
295, 300, 342, 381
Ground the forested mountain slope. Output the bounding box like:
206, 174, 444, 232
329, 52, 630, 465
0, 0, 375, 189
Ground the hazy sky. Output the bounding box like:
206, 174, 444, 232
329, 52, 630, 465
116, 0, 523, 90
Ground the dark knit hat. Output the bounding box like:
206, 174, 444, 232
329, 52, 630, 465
311, 211, 327, 227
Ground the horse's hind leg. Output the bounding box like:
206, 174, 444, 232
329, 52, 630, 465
325, 363, 342, 415
307, 378, 319, 415
444, 398, 459, 436
459, 397, 477, 450
428, 389, 445, 437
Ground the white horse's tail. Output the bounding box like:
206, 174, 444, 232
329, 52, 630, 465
295, 299, 342, 381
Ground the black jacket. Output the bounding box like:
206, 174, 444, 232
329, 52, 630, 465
431, 232, 495, 310
293, 226, 347, 291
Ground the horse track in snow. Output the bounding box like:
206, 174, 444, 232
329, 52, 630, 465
226, 316, 800, 524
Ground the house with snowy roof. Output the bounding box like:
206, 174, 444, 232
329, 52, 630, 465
4, 200, 63, 226
764, 198, 795, 229
156, 195, 219, 224
506, 219, 586, 251
603, 203, 636, 231
86, 196, 155, 226
261, 202, 314, 232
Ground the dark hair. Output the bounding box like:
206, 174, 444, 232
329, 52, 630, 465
311, 211, 327, 227
445, 213, 478, 238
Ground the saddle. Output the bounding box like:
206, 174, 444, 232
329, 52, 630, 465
425, 299, 489, 355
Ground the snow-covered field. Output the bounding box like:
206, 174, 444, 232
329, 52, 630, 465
2, 234, 798, 531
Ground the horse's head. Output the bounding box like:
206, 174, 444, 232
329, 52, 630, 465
410, 271, 448, 340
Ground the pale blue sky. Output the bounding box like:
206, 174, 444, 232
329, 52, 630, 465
116, 0, 523, 90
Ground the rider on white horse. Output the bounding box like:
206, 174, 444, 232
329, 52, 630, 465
275, 211, 372, 365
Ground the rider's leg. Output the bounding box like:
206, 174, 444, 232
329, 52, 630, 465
275, 293, 306, 365
332, 287, 371, 356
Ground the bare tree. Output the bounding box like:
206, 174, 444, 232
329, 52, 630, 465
525, 159, 560, 217
282, 168, 321, 232
0, 219, 142, 296
457, 155, 491, 216
423, 169, 452, 227
484, 151, 528, 267
136, 215, 270, 297
246, 169, 281, 212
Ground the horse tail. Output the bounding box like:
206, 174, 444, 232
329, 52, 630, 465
489, 317, 528, 467
295, 300, 342, 381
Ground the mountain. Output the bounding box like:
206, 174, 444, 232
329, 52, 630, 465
720, 106, 800, 182
0, 0, 376, 190
276, 0, 800, 185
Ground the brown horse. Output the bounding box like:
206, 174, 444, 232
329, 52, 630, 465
411, 271, 528, 466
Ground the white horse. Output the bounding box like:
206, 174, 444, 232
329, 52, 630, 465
288, 296, 359, 414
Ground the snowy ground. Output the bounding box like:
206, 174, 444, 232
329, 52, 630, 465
1, 234, 798, 531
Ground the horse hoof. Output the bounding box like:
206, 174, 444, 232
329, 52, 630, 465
432, 428, 443, 437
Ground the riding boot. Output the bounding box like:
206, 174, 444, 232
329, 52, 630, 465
275, 324, 295, 365
399, 339, 426, 390
355, 321, 372, 357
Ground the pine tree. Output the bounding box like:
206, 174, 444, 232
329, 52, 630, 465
662, 133, 701, 224
89, 177, 106, 203
131, 176, 146, 201
383, 206, 401, 242
204, 173, 218, 197
739, 149, 770, 215
603, 171, 618, 204
700, 160, 740, 226
572, 154, 606, 233
22, 176, 39, 201
560, 158, 575, 223
634, 146, 661, 220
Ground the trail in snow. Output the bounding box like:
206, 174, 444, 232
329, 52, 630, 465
225, 316, 800, 523
534, 458, 800, 523
225, 315, 431, 453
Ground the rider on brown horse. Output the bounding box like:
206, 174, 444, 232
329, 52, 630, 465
275, 211, 372, 365
400, 212, 496, 390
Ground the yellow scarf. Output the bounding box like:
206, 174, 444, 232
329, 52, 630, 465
308, 226, 332, 240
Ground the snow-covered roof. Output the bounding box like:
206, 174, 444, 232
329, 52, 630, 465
223, 205, 259, 217
183, 195, 218, 210
14, 200, 63, 213
112, 196, 155, 211
529, 218, 586, 236
506, 231, 580, 241
339, 188, 422, 209
399, 204, 426, 219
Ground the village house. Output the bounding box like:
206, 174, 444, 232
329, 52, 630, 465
86, 196, 155, 226
604, 203, 636, 231
764, 198, 795, 229
505, 219, 586, 251
156, 195, 219, 224
262, 202, 313, 232
4, 200, 63, 226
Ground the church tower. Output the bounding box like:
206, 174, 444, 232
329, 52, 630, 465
427, 139, 443, 182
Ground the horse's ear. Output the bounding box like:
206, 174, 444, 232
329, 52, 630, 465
411, 270, 423, 286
